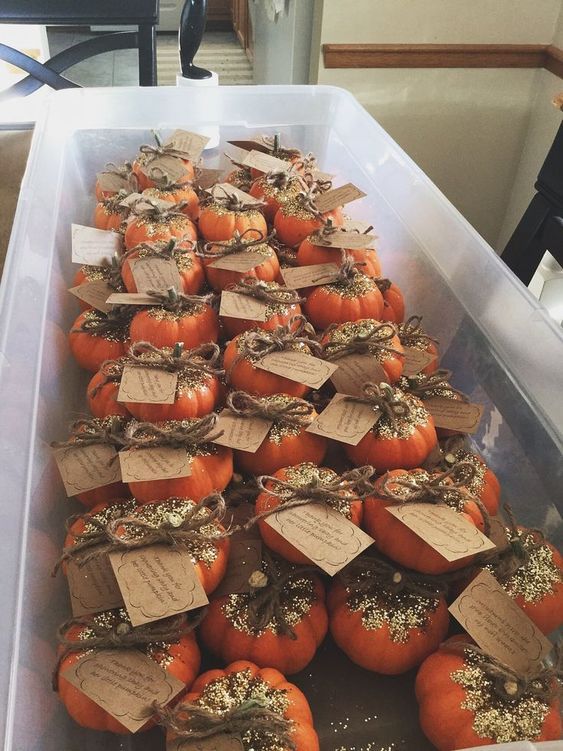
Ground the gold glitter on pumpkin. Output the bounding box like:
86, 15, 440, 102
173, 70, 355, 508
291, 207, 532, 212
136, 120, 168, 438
146, 300, 206, 321
397, 372, 459, 402
81, 310, 129, 342
487, 530, 562, 604
195, 669, 291, 751
370, 389, 430, 440
451, 650, 551, 743
260, 394, 313, 445
321, 273, 377, 300
222, 575, 315, 635
235, 330, 311, 362
345, 575, 439, 643
78, 498, 137, 536
131, 348, 210, 394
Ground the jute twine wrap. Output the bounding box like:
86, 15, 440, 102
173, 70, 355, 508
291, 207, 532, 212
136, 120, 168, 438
340, 554, 448, 600
154, 697, 295, 748
321, 321, 402, 361
129, 197, 189, 221
489, 503, 549, 583
52, 610, 205, 691
122, 413, 223, 449
227, 277, 304, 307
199, 228, 275, 259
201, 184, 266, 212
244, 465, 376, 530
120, 237, 195, 264
227, 315, 322, 379
141, 286, 215, 313
403, 369, 469, 402
345, 382, 411, 430
245, 551, 318, 638
309, 218, 375, 247
445, 641, 561, 704
51, 417, 129, 451
227, 391, 314, 427
55, 491, 229, 571
380, 462, 491, 537
263, 167, 302, 191
139, 139, 193, 164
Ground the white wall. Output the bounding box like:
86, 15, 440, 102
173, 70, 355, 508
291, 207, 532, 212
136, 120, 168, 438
310, 0, 563, 248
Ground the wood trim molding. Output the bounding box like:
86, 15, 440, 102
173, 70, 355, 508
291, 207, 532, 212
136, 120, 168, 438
322, 44, 563, 79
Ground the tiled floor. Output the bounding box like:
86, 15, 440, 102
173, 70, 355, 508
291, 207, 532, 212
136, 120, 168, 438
46, 28, 253, 87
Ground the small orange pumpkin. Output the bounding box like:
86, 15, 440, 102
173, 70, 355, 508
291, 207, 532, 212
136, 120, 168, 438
142, 177, 199, 221
254, 463, 365, 564
117, 342, 224, 422
304, 259, 385, 330
120, 239, 205, 295
479, 522, 563, 635
201, 229, 280, 292
124, 200, 197, 250
297, 223, 382, 278
344, 383, 437, 472
95, 162, 135, 201
93, 193, 129, 232
163, 660, 319, 751
328, 555, 449, 674
132, 142, 195, 191
320, 319, 405, 383
223, 316, 321, 399
68, 308, 131, 373
220, 278, 303, 339
200, 553, 328, 674
416, 638, 561, 751
224, 163, 253, 192
56, 609, 201, 733
87, 359, 130, 418
199, 189, 268, 242
249, 169, 305, 223
129, 289, 219, 350
122, 416, 233, 504
374, 278, 405, 323
226, 391, 327, 475
274, 187, 344, 248
363, 465, 489, 574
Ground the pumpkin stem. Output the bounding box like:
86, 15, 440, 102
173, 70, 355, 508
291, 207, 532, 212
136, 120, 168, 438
273, 133, 280, 153
172, 342, 183, 359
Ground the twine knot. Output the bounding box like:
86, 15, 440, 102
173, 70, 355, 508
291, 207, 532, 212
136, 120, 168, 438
226, 391, 314, 427
228, 277, 304, 307
345, 382, 411, 430
340, 554, 447, 600
199, 228, 274, 259
321, 321, 402, 361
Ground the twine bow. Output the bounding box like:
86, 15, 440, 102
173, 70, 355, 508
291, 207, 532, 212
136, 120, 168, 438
154, 697, 295, 747
403, 369, 469, 402
51, 417, 128, 451
345, 382, 411, 430
228, 315, 322, 377
244, 465, 375, 530
227, 277, 303, 307
330, 252, 368, 284
227, 391, 314, 426
398, 315, 439, 347
128, 341, 223, 376
263, 167, 301, 191
55, 491, 228, 571
321, 321, 402, 361
139, 139, 192, 164
199, 228, 274, 259
340, 554, 447, 600
292, 184, 325, 220
120, 238, 193, 264
71, 305, 134, 338
142, 287, 215, 313
446, 641, 561, 704
381, 462, 491, 536
52, 610, 204, 691
130, 198, 188, 221
202, 184, 266, 212
246, 552, 318, 638
122, 413, 223, 449
98, 161, 138, 192
488, 504, 548, 583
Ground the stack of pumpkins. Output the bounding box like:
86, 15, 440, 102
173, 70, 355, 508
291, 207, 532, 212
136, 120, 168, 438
56, 134, 562, 751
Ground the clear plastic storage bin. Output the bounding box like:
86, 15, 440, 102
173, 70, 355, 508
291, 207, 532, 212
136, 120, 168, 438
0, 85, 561, 751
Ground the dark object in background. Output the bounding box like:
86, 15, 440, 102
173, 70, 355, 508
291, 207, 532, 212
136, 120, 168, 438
179, 0, 212, 79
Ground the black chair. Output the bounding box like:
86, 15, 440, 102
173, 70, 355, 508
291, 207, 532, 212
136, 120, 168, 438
502, 122, 563, 285
0, 0, 160, 102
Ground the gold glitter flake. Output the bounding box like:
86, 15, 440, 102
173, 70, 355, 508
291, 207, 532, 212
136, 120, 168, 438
81, 310, 129, 342
261, 394, 312, 445
196, 669, 290, 751
147, 300, 206, 320
451, 651, 550, 743
236, 330, 311, 362
222, 575, 315, 635
346, 577, 439, 643
133, 348, 209, 394
79, 498, 137, 536
322, 273, 377, 300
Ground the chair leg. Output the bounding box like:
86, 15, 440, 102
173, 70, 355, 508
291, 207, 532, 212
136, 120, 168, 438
138, 24, 157, 86
501, 193, 552, 285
